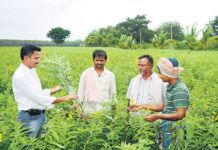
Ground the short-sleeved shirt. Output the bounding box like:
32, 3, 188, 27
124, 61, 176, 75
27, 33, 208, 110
163, 79, 189, 114
126, 73, 166, 105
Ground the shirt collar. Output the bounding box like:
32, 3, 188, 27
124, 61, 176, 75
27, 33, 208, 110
167, 78, 181, 91
91, 67, 108, 76
140, 72, 156, 80
20, 63, 35, 74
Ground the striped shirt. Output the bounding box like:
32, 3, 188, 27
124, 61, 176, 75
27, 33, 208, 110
163, 79, 189, 114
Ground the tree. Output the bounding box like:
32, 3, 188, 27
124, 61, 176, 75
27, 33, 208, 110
118, 35, 136, 49
84, 31, 104, 47
98, 26, 119, 46
47, 27, 70, 44
115, 15, 154, 43
201, 25, 213, 50
210, 16, 218, 36
184, 23, 200, 50
85, 26, 119, 47
155, 21, 185, 41
152, 31, 174, 49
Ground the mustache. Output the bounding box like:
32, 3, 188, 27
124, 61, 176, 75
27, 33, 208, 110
95, 64, 104, 67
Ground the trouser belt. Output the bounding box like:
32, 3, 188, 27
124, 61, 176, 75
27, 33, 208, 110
22, 109, 45, 115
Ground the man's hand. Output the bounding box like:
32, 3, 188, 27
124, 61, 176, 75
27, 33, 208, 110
52, 93, 79, 104
144, 114, 159, 122
50, 85, 62, 94
64, 93, 79, 101
128, 105, 141, 112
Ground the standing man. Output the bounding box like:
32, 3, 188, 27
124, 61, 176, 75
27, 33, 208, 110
129, 57, 190, 149
12, 44, 78, 138
126, 55, 166, 110
78, 50, 116, 113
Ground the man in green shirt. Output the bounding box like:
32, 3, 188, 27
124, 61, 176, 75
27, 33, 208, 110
128, 57, 189, 149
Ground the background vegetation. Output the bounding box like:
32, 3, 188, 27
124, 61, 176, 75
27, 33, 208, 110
1, 15, 218, 50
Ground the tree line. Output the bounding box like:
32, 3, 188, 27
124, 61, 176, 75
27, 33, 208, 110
1, 15, 218, 50
0, 39, 83, 47
84, 15, 218, 50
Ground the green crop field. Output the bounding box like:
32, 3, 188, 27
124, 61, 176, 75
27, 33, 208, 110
0, 47, 217, 149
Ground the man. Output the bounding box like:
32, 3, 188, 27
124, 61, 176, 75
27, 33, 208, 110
12, 44, 78, 138
78, 50, 116, 113
126, 55, 166, 111
129, 57, 189, 149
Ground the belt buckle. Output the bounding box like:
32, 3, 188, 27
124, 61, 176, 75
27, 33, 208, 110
28, 109, 44, 115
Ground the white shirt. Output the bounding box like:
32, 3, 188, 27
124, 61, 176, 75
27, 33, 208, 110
126, 73, 166, 105
78, 67, 116, 113
12, 64, 56, 111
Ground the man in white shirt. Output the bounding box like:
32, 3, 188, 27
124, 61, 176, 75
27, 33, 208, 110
78, 50, 116, 113
126, 55, 166, 113
12, 44, 78, 138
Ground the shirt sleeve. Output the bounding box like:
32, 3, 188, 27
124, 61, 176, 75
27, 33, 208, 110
109, 73, 116, 100
172, 88, 189, 109
43, 89, 51, 96
78, 71, 86, 102
126, 79, 133, 99
15, 75, 56, 107
161, 82, 167, 102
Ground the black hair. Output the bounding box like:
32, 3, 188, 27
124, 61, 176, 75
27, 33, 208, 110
20, 44, 41, 60
138, 54, 154, 65
92, 50, 107, 60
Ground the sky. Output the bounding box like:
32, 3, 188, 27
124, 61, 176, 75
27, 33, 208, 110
0, 0, 217, 41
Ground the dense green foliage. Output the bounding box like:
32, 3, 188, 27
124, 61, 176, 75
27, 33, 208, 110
47, 27, 71, 44
85, 27, 119, 47
85, 15, 154, 47
118, 35, 136, 49
155, 21, 185, 41
0, 47, 217, 149
85, 15, 218, 50
210, 16, 218, 36
201, 25, 213, 50
152, 31, 174, 49
115, 15, 153, 43
184, 23, 200, 50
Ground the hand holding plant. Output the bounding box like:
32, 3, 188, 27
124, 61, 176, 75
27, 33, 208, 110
41, 53, 76, 93
41, 53, 84, 114
144, 114, 159, 122
64, 93, 78, 101
128, 105, 141, 112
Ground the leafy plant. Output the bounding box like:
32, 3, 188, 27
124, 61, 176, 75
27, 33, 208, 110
118, 35, 136, 49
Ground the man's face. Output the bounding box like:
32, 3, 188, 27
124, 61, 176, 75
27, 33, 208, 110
138, 58, 153, 75
93, 56, 106, 69
158, 72, 170, 82
157, 66, 170, 82
24, 51, 41, 68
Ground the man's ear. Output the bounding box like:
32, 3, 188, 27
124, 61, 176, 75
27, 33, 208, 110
23, 55, 30, 61
23, 55, 28, 60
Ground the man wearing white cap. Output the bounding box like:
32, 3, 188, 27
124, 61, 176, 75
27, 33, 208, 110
129, 57, 189, 149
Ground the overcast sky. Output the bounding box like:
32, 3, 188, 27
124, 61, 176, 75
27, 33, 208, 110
0, 0, 217, 40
